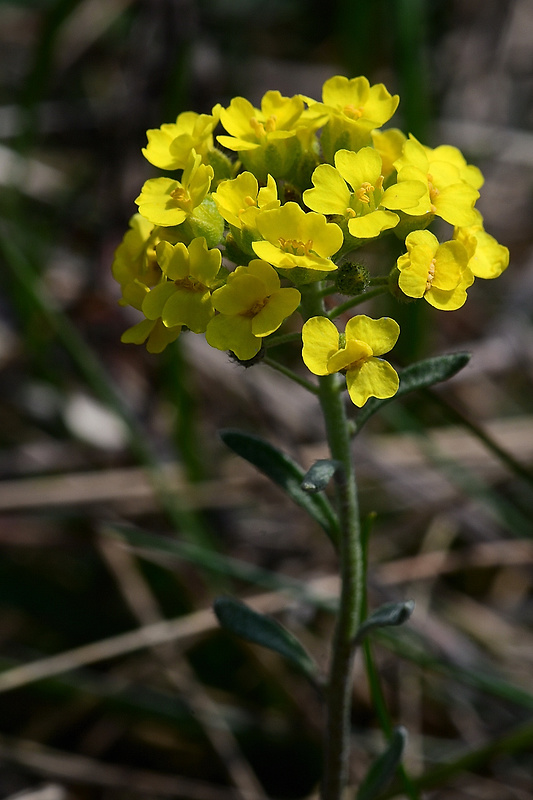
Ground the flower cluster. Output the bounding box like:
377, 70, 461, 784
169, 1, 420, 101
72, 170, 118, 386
112, 75, 509, 405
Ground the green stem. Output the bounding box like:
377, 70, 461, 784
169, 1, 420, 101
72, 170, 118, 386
262, 356, 319, 394
300, 283, 365, 800
328, 285, 389, 319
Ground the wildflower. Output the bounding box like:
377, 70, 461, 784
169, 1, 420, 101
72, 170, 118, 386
212, 172, 279, 231
371, 129, 407, 178
394, 135, 479, 226
121, 318, 182, 353
252, 202, 343, 273
217, 91, 305, 179
141, 237, 221, 332
302, 315, 400, 407
303, 147, 425, 239
396, 229, 474, 310
454, 213, 509, 279
112, 214, 163, 310
142, 108, 221, 171
305, 75, 399, 161
206, 260, 301, 360
135, 150, 213, 227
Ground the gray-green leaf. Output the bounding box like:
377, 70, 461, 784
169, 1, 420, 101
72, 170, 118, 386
220, 430, 339, 544
213, 596, 318, 679
357, 726, 408, 800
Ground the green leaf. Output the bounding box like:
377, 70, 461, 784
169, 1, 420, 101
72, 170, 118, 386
301, 459, 341, 493
213, 596, 318, 679
354, 352, 471, 432
357, 726, 408, 800
355, 601, 415, 645
219, 430, 339, 544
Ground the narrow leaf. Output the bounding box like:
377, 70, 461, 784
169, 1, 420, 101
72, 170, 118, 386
213, 596, 318, 678
357, 726, 408, 800
220, 430, 339, 544
301, 459, 341, 493
355, 601, 415, 645
355, 352, 471, 432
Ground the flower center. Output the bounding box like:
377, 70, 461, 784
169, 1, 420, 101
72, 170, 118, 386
343, 104, 365, 120
170, 186, 192, 212
353, 176, 384, 213
278, 237, 313, 257
175, 276, 206, 293
425, 257, 436, 292
249, 115, 277, 139
243, 298, 268, 317
427, 173, 439, 214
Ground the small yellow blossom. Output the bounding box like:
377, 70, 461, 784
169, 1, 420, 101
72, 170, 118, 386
397, 229, 474, 310
304, 75, 399, 161
112, 214, 162, 310
141, 237, 221, 333
454, 213, 509, 279
303, 147, 425, 239
252, 202, 343, 273
217, 91, 305, 179
394, 135, 479, 226
135, 150, 213, 226
206, 260, 301, 360
371, 129, 407, 178
212, 172, 279, 230
121, 318, 182, 353
302, 315, 400, 406
142, 108, 220, 170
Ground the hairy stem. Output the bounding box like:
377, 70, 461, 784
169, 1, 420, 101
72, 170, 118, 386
300, 283, 365, 800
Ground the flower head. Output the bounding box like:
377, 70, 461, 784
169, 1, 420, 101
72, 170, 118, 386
305, 75, 399, 161
135, 150, 213, 226
142, 108, 220, 171
396, 229, 474, 310
303, 147, 425, 239
206, 260, 301, 360
454, 214, 509, 279
394, 135, 479, 226
302, 315, 400, 406
141, 237, 221, 333
212, 172, 279, 231
121, 318, 182, 353
252, 202, 343, 273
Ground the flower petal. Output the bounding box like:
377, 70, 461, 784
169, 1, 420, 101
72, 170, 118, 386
302, 317, 340, 375
345, 315, 400, 356
346, 358, 399, 406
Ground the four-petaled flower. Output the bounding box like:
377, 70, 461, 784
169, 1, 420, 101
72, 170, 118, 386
302, 315, 400, 407
206, 260, 301, 360
394, 135, 479, 226
454, 212, 509, 280
142, 108, 220, 171
252, 202, 343, 273
212, 172, 279, 230
142, 237, 221, 332
397, 229, 474, 310
303, 147, 425, 239
135, 150, 213, 226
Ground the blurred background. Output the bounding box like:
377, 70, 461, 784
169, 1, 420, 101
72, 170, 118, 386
1, 0, 533, 798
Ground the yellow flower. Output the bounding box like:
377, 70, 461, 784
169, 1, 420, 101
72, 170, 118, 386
303, 147, 425, 239
135, 150, 213, 226
112, 214, 162, 310
371, 128, 407, 178
121, 318, 182, 353
305, 75, 399, 161
252, 202, 343, 273
142, 108, 220, 170
141, 237, 221, 333
454, 213, 509, 279
217, 91, 306, 180
212, 172, 279, 230
394, 135, 479, 226
206, 260, 301, 360
397, 229, 474, 310
302, 315, 400, 407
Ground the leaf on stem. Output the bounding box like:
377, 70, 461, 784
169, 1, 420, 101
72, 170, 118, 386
355, 600, 415, 645
354, 352, 471, 432
356, 726, 408, 800
213, 596, 318, 679
220, 429, 339, 544
301, 458, 342, 492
